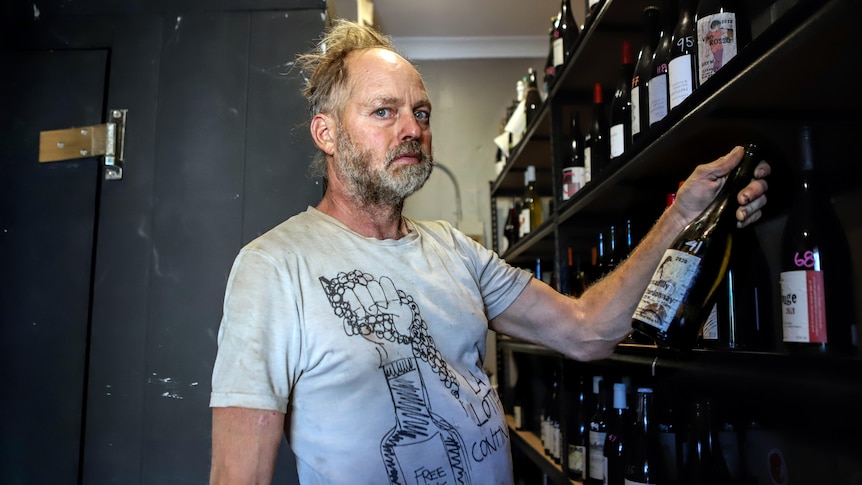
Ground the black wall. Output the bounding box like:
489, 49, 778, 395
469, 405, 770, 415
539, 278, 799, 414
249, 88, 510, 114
1, 1, 325, 483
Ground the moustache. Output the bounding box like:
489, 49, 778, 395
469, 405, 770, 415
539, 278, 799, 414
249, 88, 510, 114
385, 141, 433, 167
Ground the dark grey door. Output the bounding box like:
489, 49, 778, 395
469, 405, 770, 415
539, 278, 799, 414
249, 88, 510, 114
0, 49, 108, 484
2, 6, 321, 483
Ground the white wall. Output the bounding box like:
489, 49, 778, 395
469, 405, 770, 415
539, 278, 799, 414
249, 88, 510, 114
402, 57, 544, 247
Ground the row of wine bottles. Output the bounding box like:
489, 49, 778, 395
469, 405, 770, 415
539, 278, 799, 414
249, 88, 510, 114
512, 365, 786, 485
632, 131, 857, 356
546, 0, 753, 199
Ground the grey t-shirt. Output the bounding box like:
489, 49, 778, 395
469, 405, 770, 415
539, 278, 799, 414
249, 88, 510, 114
211, 207, 531, 484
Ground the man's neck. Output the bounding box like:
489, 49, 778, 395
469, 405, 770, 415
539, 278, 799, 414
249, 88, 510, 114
316, 191, 408, 240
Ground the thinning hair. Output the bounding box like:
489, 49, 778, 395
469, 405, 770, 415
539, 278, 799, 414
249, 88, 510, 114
295, 19, 400, 179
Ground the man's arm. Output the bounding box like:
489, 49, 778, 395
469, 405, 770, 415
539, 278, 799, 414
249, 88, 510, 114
491, 146, 770, 361
210, 407, 285, 485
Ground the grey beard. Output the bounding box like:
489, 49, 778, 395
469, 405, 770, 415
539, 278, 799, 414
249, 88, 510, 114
335, 130, 433, 208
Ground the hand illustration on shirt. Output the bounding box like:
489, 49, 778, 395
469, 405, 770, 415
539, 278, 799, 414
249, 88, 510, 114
319, 270, 460, 398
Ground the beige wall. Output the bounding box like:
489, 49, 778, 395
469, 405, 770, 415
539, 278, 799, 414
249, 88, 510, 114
403, 57, 544, 248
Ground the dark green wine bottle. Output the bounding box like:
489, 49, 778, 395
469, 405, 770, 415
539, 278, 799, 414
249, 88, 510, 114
631, 143, 760, 350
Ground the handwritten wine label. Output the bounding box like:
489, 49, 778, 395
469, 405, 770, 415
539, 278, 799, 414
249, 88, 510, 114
634, 248, 701, 332
780, 269, 827, 343
697, 12, 738, 84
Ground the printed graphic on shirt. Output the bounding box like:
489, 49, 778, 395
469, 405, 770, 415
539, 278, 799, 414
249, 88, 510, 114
320, 269, 505, 485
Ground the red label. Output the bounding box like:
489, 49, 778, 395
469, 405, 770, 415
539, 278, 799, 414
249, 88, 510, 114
805, 271, 827, 343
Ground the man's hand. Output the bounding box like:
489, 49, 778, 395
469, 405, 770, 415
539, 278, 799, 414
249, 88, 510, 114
673, 145, 771, 228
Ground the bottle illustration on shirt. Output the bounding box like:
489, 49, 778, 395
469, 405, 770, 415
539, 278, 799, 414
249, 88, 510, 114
319, 270, 473, 484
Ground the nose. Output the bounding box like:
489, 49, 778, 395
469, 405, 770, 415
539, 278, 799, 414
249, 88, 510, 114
398, 112, 422, 141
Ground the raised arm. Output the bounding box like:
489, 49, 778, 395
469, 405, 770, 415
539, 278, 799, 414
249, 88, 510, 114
210, 407, 285, 485
491, 146, 770, 361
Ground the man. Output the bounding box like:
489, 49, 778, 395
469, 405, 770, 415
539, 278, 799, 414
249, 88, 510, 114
209, 19, 770, 485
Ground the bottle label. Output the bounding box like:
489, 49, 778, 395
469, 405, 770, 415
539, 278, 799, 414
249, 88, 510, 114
588, 430, 606, 479
702, 303, 719, 340
610, 123, 625, 158
697, 12, 738, 84
568, 444, 585, 474
634, 248, 702, 332
668, 54, 694, 109
780, 270, 827, 343
648, 74, 668, 126
631, 85, 641, 136
584, 142, 593, 184
562, 166, 585, 200
519, 209, 531, 238
554, 38, 565, 68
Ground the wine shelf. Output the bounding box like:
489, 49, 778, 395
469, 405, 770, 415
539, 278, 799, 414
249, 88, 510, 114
505, 414, 580, 485
493, 0, 862, 482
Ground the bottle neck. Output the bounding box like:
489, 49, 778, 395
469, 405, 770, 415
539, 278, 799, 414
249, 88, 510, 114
384, 358, 434, 429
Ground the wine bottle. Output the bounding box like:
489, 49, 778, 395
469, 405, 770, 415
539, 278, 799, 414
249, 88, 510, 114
631, 143, 760, 351
381, 357, 470, 484
566, 373, 588, 480
701, 225, 774, 350
503, 200, 520, 251
668, 0, 698, 109
681, 399, 734, 485
551, 366, 562, 463
584, 0, 602, 29
780, 124, 856, 355
585, 82, 610, 182
602, 382, 629, 485
610, 40, 635, 160
544, 16, 558, 96
657, 392, 682, 485
587, 377, 610, 485
624, 388, 666, 485
648, 0, 677, 128
524, 68, 542, 127
563, 112, 585, 201
598, 225, 618, 278
519, 165, 542, 238
568, 247, 588, 298
695, 0, 748, 85
554, 0, 580, 71
631, 6, 662, 144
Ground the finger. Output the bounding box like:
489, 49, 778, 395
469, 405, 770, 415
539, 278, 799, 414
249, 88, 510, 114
737, 178, 769, 205
736, 194, 767, 223
754, 160, 771, 179
705, 145, 745, 178
378, 276, 400, 305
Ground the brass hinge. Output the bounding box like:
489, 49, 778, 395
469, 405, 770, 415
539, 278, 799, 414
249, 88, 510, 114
39, 109, 127, 180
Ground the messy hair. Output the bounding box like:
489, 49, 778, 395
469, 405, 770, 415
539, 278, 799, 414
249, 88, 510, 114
295, 19, 399, 179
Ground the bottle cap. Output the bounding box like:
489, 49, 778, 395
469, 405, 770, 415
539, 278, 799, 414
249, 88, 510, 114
592, 375, 604, 393
613, 382, 627, 409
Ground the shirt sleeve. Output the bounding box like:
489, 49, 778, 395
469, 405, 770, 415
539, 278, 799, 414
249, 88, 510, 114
209, 248, 298, 413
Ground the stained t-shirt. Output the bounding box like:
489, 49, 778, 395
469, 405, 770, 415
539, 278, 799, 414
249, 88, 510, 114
210, 207, 532, 484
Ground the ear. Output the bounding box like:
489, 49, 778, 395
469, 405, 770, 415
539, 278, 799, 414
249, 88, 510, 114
310, 114, 336, 156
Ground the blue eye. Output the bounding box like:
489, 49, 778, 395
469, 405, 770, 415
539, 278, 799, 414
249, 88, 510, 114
415, 110, 430, 122
375, 108, 390, 117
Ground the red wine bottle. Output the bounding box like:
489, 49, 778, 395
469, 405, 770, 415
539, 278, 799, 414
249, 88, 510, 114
701, 225, 774, 350
668, 0, 698, 109
648, 0, 678, 128
544, 15, 558, 95
554, 0, 580, 71
602, 383, 629, 485
631, 6, 662, 144
681, 399, 734, 485
585, 82, 610, 182
587, 377, 610, 485
610, 40, 635, 160
780, 124, 856, 355
695, 0, 748, 85
624, 388, 666, 485
524, 67, 542, 127
563, 112, 585, 201
631, 144, 760, 350
565, 373, 588, 480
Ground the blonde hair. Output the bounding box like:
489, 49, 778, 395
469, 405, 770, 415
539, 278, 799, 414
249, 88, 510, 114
296, 19, 398, 118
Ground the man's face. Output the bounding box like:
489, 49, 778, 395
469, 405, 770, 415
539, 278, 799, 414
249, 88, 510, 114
331, 48, 434, 207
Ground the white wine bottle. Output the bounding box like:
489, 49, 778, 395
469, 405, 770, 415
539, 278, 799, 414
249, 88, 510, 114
631, 143, 760, 350
780, 124, 856, 356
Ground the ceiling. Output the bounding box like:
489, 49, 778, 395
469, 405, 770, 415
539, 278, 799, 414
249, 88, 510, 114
329, 0, 582, 60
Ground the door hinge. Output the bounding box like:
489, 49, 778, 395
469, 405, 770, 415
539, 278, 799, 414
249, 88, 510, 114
39, 109, 127, 180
